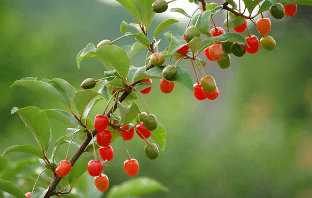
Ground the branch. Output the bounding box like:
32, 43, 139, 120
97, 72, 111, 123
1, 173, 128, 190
198, 0, 206, 11
222, 2, 253, 19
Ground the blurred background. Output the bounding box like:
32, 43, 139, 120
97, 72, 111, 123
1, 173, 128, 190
1, 0, 312, 197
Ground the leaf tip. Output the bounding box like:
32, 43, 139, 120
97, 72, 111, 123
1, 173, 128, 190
11, 107, 19, 114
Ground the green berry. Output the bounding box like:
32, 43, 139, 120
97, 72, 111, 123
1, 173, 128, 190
137, 112, 148, 123
152, 0, 168, 13
231, 42, 246, 57
260, 36, 276, 51
200, 76, 216, 93
217, 54, 231, 69
162, 65, 177, 81
222, 41, 232, 54
144, 143, 159, 160
80, 78, 96, 89
143, 114, 158, 131
270, 3, 285, 19
97, 40, 111, 48
184, 26, 200, 42
150, 53, 165, 66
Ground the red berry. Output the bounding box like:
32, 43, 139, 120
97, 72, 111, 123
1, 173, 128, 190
124, 159, 139, 176
159, 79, 174, 94
244, 35, 259, 54
256, 18, 271, 36
140, 79, 152, 94
193, 83, 206, 100
94, 114, 109, 132
233, 19, 247, 33
284, 5, 297, 17
210, 27, 224, 37
99, 146, 114, 161
121, 125, 134, 141
177, 45, 189, 54
88, 160, 103, 176
204, 47, 213, 61
136, 123, 151, 139
97, 130, 112, 147
201, 87, 219, 100
183, 36, 188, 43
25, 192, 32, 198
208, 44, 223, 61
94, 174, 109, 192
56, 160, 72, 178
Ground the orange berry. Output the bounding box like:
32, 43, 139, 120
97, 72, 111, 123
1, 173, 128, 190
124, 159, 139, 176
94, 174, 109, 192
208, 44, 223, 61
256, 18, 271, 36
56, 160, 72, 178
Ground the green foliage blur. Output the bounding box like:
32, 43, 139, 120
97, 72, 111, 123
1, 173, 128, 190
1, 0, 312, 197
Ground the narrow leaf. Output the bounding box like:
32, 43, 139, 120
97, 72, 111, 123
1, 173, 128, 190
48, 78, 77, 103
133, 0, 155, 30
44, 109, 78, 128
0, 179, 25, 198
125, 32, 150, 47
154, 19, 179, 38
74, 90, 100, 117
116, 0, 142, 25
2, 145, 44, 159
170, 8, 191, 18
82, 98, 103, 119
120, 21, 141, 33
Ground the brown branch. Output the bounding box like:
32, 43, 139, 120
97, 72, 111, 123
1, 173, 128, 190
198, 0, 206, 11
222, 2, 253, 19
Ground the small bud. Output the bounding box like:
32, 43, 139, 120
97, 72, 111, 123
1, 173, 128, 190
80, 78, 96, 89
97, 40, 111, 48
152, 0, 168, 13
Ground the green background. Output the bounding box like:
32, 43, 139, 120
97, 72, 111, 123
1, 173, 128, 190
1, 0, 312, 197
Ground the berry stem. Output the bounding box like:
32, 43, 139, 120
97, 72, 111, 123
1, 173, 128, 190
122, 138, 131, 160
195, 11, 203, 27
226, 11, 229, 33
65, 132, 79, 161
31, 169, 47, 195
89, 130, 97, 160
103, 90, 120, 115
111, 35, 126, 44
186, 7, 200, 31
134, 87, 150, 114
136, 128, 150, 145
191, 60, 200, 83
239, 0, 241, 13
173, 57, 182, 67
166, 0, 177, 4
246, 21, 251, 37
250, 19, 264, 37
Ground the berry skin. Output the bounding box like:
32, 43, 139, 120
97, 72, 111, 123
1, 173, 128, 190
142, 114, 158, 131
150, 53, 165, 66
56, 160, 72, 178
222, 41, 232, 54
159, 79, 175, 94
97, 40, 111, 48
210, 27, 224, 37
193, 83, 206, 100
244, 35, 259, 54
256, 18, 271, 36
25, 192, 32, 198
124, 159, 139, 176
144, 143, 159, 160
80, 78, 96, 89
284, 5, 297, 17
136, 123, 151, 139
260, 36, 276, 51
184, 26, 200, 42
97, 130, 112, 147
208, 44, 223, 61
152, 0, 168, 13
99, 146, 114, 161
162, 65, 177, 80
231, 43, 246, 57
121, 125, 134, 141
204, 47, 213, 61
217, 54, 231, 69
94, 174, 109, 192
177, 45, 189, 54
201, 87, 219, 100
88, 160, 103, 176
233, 19, 247, 33
270, 3, 285, 19
94, 114, 109, 132
200, 76, 216, 94
137, 112, 148, 123
140, 79, 152, 94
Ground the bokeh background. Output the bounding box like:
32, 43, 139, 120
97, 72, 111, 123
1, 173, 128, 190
1, 0, 312, 197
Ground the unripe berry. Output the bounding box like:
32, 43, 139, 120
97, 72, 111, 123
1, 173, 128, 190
121, 125, 134, 141
284, 5, 297, 17
97, 130, 112, 147
94, 174, 109, 192
233, 19, 247, 33
159, 79, 175, 94
193, 83, 206, 100
25, 192, 32, 198
177, 45, 189, 54
260, 36, 276, 51
184, 26, 200, 42
136, 123, 151, 139
244, 35, 259, 54
217, 54, 231, 69
140, 79, 152, 94
152, 0, 168, 13
142, 114, 157, 131
137, 112, 148, 123
80, 78, 96, 89
200, 76, 216, 93
256, 18, 271, 36
56, 160, 72, 178
94, 114, 109, 132
208, 44, 223, 61
144, 143, 159, 160
124, 159, 139, 176
210, 27, 224, 37
201, 87, 219, 100
88, 160, 103, 176
97, 40, 111, 48
150, 53, 165, 66
162, 65, 177, 80
270, 3, 285, 19
231, 43, 246, 57
222, 41, 232, 54
99, 145, 114, 161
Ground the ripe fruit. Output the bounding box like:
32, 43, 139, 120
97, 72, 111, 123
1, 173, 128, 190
124, 159, 139, 176
217, 54, 231, 69
162, 65, 177, 80
270, 3, 285, 19
222, 41, 232, 54
184, 26, 200, 42
88, 160, 103, 176
142, 114, 157, 131
99, 145, 114, 161
208, 44, 223, 61
80, 78, 96, 89
25, 192, 32, 198
233, 19, 247, 33
244, 35, 259, 54
159, 79, 174, 94
136, 123, 151, 139
140, 79, 152, 94
260, 36, 276, 51
152, 0, 168, 13
97, 130, 112, 147
121, 125, 134, 140
284, 5, 297, 17
201, 87, 219, 100
200, 76, 216, 93
144, 143, 159, 160
56, 160, 72, 178
150, 53, 165, 66
256, 18, 271, 36
210, 27, 224, 37
231, 43, 246, 57
97, 40, 111, 48
94, 174, 109, 192
204, 47, 213, 61
94, 114, 109, 132
193, 83, 206, 100
177, 45, 189, 54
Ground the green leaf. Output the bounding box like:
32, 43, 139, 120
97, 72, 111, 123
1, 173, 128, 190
82, 98, 103, 119
11, 79, 69, 108
117, 102, 140, 125
283, 0, 312, 5
225, 0, 237, 8
2, 145, 44, 158
164, 31, 186, 55
0, 179, 25, 198
223, 12, 245, 28
116, 0, 142, 25
128, 42, 148, 58
151, 122, 166, 151
198, 33, 247, 53
211, 5, 223, 15
51, 136, 67, 161
69, 155, 93, 187
242, 0, 263, 13
258, 0, 273, 13
74, 90, 100, 117
44, 109, 78, 128
154, 19, 179, 38
120, 21, 141, 33
107, 126, 121, 143
77, 44, 130, 80
134, 82, 152, 91
133, 0, 155, 30
106, 177, 169, 198
187, 36, 202, 53
193, 10, 212, 34
125, 32, 150, 47
98, 80, 109, 100
31, 187, 48, 198
126, 66, 147, 83
170, 8, 191, 18
13, 106, 51, 151
104, 70, 121, 81
48, 78, 77, 103
124, 91, 138, 101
